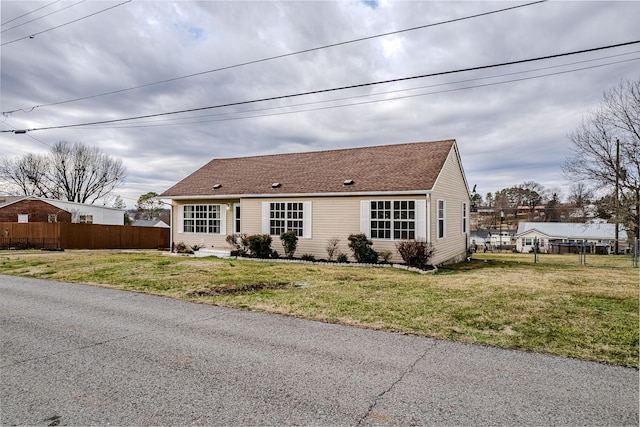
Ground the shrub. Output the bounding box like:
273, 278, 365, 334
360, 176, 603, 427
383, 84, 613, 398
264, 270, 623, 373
378, 250, 393, 263
395, 239, 434, 270
226, 233, 248, 256
280, 230, 298, 258
241, 234, 273, 258
174, 242, 194, 254
326, 237, 340, 261
347, 233, 378, 264
336, 253, 348, 263
301, 253, 316, 261
271, 250, 280, 259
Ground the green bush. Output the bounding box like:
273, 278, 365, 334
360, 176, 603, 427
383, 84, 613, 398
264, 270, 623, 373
336, 253, 349, 263
347, 233, 378, 264
301, 253, 316, 261
395, 239, 434, 270
241, 234, 273, 259
280, 230, 298, 258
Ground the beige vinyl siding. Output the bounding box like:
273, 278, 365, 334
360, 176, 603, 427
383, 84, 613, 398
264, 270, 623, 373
243, 196, 428, 262
428, 146, 470, 265
243, 197, 359, 261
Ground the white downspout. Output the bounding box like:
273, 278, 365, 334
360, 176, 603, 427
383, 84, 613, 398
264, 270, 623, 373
426, 193, 431, 244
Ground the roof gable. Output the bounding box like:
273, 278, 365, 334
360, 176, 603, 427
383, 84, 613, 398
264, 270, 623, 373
161, 139, 457, 198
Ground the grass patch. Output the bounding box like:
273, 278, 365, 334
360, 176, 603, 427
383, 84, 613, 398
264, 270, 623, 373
0, 250, 637, 367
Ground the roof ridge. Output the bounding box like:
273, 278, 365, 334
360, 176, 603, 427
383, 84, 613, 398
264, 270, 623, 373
210, 139, 456, 162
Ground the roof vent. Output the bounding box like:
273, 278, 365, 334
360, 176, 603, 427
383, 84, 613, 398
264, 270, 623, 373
271, 182, 281, 188
212, 184, 222, 190
343, 179, 354, 186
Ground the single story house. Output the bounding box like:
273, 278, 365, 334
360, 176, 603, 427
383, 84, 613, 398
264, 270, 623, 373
160, 139, 471, 266
470, 228, 516, 252
0, 196, 125, 225
515, 222, 628, 254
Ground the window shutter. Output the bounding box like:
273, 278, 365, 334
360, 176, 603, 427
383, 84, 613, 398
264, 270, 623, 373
178, 205, 184, 233
302, 201, 312, 238
261, 202, 270, 235
360, 200, 370, 237
416, 199, 427, 240
219, 205, 227, 235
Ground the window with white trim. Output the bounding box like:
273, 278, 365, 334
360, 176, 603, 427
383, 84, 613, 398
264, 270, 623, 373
233, 204, 241, 234
462, 202, 468, 234
370, 200, 416, 240
262, 201, 311, 238
437, 200, 446, 239
17, 214, 28, 223
183, 205, 221, 233
270, 202, 304, 237
79, 214, 93, 224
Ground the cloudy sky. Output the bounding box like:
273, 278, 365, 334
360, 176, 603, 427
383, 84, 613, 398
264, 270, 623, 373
1, 0, 639, 207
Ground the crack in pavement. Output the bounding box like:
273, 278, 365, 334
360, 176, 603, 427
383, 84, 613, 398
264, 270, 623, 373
356, 340, 436, 426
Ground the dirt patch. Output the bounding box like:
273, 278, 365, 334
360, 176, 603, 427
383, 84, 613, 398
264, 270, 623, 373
187, 282, 294, 296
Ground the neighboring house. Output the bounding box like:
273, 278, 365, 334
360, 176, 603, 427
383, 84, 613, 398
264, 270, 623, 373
470, 228, 516, 252
160, 139, 471, 265
515, 222, 628, 254
133, 220, 170, 228
0, 196, 124, 225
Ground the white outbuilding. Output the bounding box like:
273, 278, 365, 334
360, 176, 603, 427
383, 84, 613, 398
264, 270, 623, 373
515, 222, 628, 254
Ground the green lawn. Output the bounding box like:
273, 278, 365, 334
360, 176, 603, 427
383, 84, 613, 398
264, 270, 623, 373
1, 250, 637, 367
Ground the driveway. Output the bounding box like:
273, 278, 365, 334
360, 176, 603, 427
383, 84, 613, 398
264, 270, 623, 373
1, 275, 637, 426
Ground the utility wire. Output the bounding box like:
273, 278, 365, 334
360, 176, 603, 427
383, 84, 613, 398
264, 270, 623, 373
1, 0, 60, 26
0, 122, 51, 147
1, 0, 86, 34
92, 51, 640, 128
3, 39, 637, 134
1, 0, 132, 46
2, 0, 546, 115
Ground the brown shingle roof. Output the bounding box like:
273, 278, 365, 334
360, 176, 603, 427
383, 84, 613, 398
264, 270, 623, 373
161, 139, 456, 197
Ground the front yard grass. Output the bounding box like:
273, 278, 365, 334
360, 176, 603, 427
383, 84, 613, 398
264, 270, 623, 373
0, 250, 637, 367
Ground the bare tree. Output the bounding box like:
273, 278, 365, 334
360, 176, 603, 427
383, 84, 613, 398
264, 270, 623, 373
0, 141, 127, 204
136, 192, 164, 220
563, 77, 640, 238
567, 182, 594, 222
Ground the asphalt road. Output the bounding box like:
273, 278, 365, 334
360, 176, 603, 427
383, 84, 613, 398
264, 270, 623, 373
1, 275, 638, 426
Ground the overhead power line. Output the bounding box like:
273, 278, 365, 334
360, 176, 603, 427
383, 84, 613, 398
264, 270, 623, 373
90, 52, 639, 129
1, 0, 87, 34
4, 39, 638, 134
1, 0, 61, 26
1, 0, 132, 46
2, 0, 546, 115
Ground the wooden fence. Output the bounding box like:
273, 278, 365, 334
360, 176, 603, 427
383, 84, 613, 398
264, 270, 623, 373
0, 222, 169, 250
